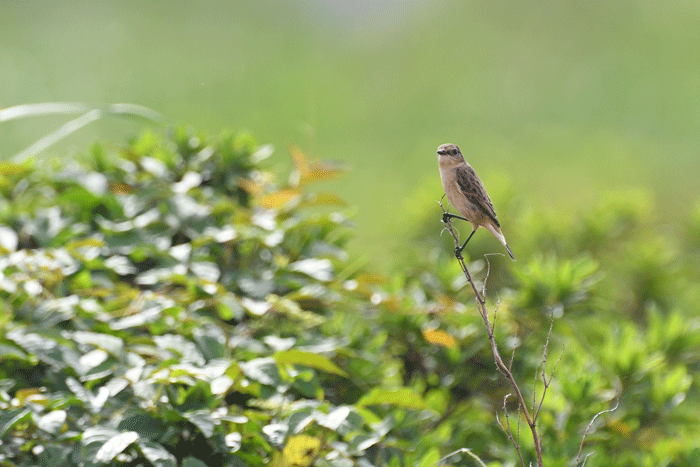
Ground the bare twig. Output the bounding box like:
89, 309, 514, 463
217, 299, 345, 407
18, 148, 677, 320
434, 447, 488, 467
580, 452, 595, 467
482, 254, 493, 297
574, 398, 620, 467
534, 314, 562, 421
439, 199, 618, 467
497, 394, 526, 467
439, 199, 543, 467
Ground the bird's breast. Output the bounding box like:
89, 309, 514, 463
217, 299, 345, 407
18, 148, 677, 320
440, 167, 485, 227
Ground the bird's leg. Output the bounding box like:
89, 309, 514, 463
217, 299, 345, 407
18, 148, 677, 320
443, 212, 469, 224
455, 229, 476, 258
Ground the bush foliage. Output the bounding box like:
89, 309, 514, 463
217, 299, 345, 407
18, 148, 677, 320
1, 128, 699, 466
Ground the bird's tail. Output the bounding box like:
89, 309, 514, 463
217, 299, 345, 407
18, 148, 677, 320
485, 223, 516, 261
503, 243, 515, 261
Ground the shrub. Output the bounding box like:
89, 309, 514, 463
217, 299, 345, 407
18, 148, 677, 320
1, 128, 699, 466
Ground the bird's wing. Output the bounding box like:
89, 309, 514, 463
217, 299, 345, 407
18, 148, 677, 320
455, 164, 500, 227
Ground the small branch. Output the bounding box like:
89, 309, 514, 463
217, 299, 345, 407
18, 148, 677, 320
535, 314, 561, 420
439, 200, 543, 467
439, 199, 617, 467
574, 398, 620, 467
482, 253, 494, 297
497, 394, 525, 467
434, 448, 488, 467
579, 452, 595, 467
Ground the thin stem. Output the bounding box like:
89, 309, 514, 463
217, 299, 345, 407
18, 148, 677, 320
574, 398, 620, 466
439, 200, 543, 467
497, 394, 525, 467
434, 448, 488, 467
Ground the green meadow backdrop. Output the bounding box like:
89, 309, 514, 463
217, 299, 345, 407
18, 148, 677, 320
3, 0, 699, 267
2, 2, 700, 466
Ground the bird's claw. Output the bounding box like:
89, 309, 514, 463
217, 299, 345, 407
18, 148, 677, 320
454, 246, 463, 260
442, 212, 451, 224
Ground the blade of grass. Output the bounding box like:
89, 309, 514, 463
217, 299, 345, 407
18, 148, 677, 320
0, 102, 91, 122
107, 103, 164, 122
13, 109, 102, 161
4, 102, 166, 161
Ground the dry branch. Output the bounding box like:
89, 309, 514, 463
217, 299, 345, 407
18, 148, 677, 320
439, 198, 543, 467
438, 198, 618, 466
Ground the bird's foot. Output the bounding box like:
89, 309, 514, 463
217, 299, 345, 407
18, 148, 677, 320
454, 246, 464, 260
442, 212, 452, 224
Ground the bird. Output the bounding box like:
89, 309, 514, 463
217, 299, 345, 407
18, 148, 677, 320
437, 143, 515, 261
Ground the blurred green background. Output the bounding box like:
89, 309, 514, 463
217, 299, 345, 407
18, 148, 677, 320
2, 0, 699, 267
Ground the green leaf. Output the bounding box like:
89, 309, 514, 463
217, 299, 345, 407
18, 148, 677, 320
349, 433, 382, 452
182, 457, 209, 467
137, 440, 177, 467
183, 409, 217, 438
289, 258, 333, 282
37, 445, 72, 467
317, 406, 351, 430
0, 343, 28, 361
273, 349, 348, 377
109, 300, 168, 330
240, 358, 281, 386
37, 410, 67, 434
65, 377, 110, 413
192, 325, 227, 360
0, 408, 31, 438
0, 225, 18, 251
225, 432, 242, 452
95, 431, 139, 463
287, 410, 315, 434
71, 331, 124, 355
356, 388, 426, 410
417, 447, 441, 467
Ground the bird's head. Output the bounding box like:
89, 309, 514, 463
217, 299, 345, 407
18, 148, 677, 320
437, 143, 464, 166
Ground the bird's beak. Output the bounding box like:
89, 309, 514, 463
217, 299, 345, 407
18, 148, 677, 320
437, 150, 446, 155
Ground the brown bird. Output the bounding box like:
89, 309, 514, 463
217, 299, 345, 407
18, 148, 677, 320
437, 143, 515, 260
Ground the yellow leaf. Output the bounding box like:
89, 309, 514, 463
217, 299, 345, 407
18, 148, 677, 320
0, 161, 33, 176
109, 182, 132, 195
259, 189, 301, 209
270, 451, 287, 467
239, 178, 264, 196
637, 427, 666, 450
382, 296, 402, 312
608, 419, 633, 437
436, 295, 457, 310
423, 328, 457, 349
289, 145, 345, 185
355, 273, 388, 285
65, 238, 106, 250
282, 435, 321, 467
289, 145, 309, 174
15, 388, 48, 406
300, 162, 345, 184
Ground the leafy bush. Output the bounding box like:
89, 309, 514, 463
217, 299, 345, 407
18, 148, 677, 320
1, 128, 699, 466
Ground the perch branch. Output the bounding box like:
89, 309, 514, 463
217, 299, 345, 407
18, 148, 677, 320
439, 198, 543, 467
